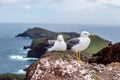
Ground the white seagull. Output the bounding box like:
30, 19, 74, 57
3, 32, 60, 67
47, 34, 67, 52
67, 31, 94, 62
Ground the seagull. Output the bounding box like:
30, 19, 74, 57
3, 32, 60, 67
47, 34, 67, 52
67, 31, 94, 62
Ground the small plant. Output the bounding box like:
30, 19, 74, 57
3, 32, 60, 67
58, 51, 65, 58
92, 73, 100, 80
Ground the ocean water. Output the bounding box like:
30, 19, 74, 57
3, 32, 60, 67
0, 23, 120, 74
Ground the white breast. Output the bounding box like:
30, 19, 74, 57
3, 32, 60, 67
54, 41, 67, 51
48, 41, 67, 52
71, 37, 90, 52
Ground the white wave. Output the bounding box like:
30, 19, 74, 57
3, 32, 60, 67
20, 47, 24, 50
26, 48, 31, 51
20, 48, 31, 54
16, 69, 26, 74
20, 47, 30, 51
22, 50, 29, 54
9, 55, 38, 61
25, 65, 30, 68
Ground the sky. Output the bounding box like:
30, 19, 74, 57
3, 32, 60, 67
0, 0, 120, 25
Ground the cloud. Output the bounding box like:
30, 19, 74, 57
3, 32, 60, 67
50, 0, 120, 11
0, 0, 120, 11
0, 0, 27, 5
25, 5, 31, 9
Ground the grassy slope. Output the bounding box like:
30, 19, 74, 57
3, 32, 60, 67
82, 35, 109, 57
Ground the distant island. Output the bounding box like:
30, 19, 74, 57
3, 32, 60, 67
15, 27, 80, 39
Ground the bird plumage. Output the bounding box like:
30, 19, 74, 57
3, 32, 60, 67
47, 34, 67, 52
66, 31, 93, 62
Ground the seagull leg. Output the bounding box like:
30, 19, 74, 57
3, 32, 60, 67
76, 53, 78, 61
78, 52, 80, 61
78, 52, 82, 63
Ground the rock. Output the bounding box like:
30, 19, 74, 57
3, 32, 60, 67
25, 51, 120, 80
23, 46, 30, 50
90, 42, 120, 65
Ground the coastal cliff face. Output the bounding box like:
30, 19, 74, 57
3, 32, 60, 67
25, 51, 120, 80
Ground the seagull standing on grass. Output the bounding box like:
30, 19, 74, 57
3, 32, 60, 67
67, 31, 94, 62
47, 34, 67, 52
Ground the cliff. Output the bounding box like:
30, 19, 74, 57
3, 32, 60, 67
25, 51, 120, 80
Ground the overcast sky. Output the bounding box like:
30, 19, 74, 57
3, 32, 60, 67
0, 0, 120, 25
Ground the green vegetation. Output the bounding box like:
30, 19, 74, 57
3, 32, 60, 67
82, 35, 109, 57
31, 38, 44, 48
92, 73, 100, 80
61, 34, 71, 40
0, 73, 25, 80
58, 52, 65, 58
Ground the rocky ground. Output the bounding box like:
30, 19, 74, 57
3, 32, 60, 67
25, 51, 120, 80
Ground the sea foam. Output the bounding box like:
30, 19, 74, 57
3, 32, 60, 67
20, 47, 31, 54
9, 55, 38, 61
16, 69, 26, 74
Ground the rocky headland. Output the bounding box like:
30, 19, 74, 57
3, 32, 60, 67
16, 27, 109, 58
16, 27, 80, 39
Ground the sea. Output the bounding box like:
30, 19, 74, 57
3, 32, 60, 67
0, 23, 120, 74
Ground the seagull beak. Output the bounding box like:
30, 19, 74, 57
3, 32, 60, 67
89, 34, 94, 37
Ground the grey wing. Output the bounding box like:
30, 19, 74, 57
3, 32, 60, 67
67, 38, 80, 50
45, 40, 55, 49
48, 40, 55, 47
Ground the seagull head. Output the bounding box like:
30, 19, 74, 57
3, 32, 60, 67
81, 31, 94, 38
57, 34, 64, 42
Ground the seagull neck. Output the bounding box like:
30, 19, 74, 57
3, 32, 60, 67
80, 36, 88, 38
58, 40, 64, 42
